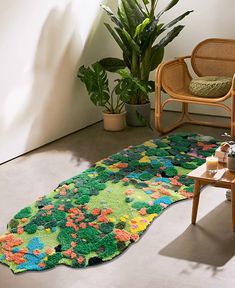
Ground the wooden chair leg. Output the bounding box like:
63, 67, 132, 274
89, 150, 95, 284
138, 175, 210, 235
182, 102, 188, 114
155, 79, 163, 133
155, 90, 187, 134
155, 106, 186, 134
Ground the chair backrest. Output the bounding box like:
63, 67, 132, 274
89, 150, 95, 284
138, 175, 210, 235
191, 38, 235, 77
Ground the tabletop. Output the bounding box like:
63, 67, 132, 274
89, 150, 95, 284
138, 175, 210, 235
187, 162, 235, 185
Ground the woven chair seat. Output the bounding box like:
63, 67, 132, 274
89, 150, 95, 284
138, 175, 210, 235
189, 76, 232, 98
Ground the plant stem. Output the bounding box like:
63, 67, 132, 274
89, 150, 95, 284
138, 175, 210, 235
104, 104, 111, 112
131, 51, 140, 78
142, 0, 150, 15
150, 0, 157, 18
110, 88, 115, 113
149, 0, 155, 19
118, 102, 125, 113
135, 1, 147, 17
154, 0, 158, 11
116, 93, 120, 110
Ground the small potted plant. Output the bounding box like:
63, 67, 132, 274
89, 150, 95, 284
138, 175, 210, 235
78, 62, 149, 131
227, 145, 235, 172
220, 133, 235, 171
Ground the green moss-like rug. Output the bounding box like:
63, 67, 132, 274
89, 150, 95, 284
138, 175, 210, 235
0, 133, 219, 273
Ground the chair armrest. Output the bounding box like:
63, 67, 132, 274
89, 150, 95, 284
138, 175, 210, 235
156, 56, 192, 94
232, 74, 235, 94
158, 55, 191, 69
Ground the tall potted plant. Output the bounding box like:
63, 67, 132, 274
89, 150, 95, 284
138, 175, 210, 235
78, 62, 149, 131
99, 0, 193, 126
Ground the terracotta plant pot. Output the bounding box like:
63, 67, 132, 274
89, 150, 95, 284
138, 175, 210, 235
102, 111, 126, 132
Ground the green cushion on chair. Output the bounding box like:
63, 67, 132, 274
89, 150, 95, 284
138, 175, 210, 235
189, 76, 232, 98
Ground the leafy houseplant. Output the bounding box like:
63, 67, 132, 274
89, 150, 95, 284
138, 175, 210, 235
78, 62, 149, 131
228, 146, 235, 158
99, 0, 193, 105
221, 133, 235, 171
227, 145, 235, 172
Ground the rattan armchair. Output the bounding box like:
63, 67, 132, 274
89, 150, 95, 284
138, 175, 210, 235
155, 38, 235, 137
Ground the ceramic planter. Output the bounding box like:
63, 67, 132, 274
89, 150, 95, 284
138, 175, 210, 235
227, 156, 235, 172
125, 102, 151, 127
102, 111, 126, 132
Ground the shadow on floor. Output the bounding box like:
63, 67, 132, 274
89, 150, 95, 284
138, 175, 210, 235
16, 111, 229, 167
159, 200, 235, 266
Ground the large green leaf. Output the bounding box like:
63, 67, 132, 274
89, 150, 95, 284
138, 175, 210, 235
140, 44, 152, 80
150, 47, 164, 71
117, 69, 129, 78
140, 9, 193, 56
140, 19, 161, 55
118, 0, 145, 36
134, 18, 151, 40
135, 0, 149, 17
117, 2, 129, 30
115, 27, 133, 52
104, 23, 127, 53
143, 0, 150, 4
99, 58, 126, 72
114, 27, 133, 67
122, 28, 141, 55
118, 69, 148, 94
109, 24, 140, 57
101, 5, 123, 28
162, 10, 193, 31
104, 23, 137, 65
115, 70, 150, 104
115, 78, 132, 103
153, 25, 185, 50
78, 63, 110, 107
149, 0, 157, 19
123, 51, 132, 69
157, 0, 180, 18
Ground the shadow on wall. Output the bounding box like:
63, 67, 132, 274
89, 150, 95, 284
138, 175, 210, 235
0, 0, 132, 164
1, 0, 154, 165
25, 0, 127, 163
0, 0, 132, 166
26, 0, 115, 154
159, 201, 235, 268
77, 0, 121, 63
25, 3, 84, 151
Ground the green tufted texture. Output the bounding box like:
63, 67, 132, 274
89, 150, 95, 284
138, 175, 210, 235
0, 133, 219, 274
189, 76, 232, 98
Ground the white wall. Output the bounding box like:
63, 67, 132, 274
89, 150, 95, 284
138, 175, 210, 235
150, 0, 235, 115
1, 0, 235, 163
0, 0, 118, 164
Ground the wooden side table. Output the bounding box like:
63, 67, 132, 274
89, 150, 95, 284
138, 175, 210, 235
187, 162, 235, 232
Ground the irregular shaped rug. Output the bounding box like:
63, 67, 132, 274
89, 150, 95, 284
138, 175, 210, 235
0, 133, 219, 273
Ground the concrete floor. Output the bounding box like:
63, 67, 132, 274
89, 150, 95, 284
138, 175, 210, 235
1, 112, 235, 288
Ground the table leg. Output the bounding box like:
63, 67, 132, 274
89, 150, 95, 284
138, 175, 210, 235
231, 183, 235, 232
191, 180, 201, 224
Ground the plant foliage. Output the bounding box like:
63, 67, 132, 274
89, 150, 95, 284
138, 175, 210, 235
100, 0, 193, 104
78, 63, 149, 114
